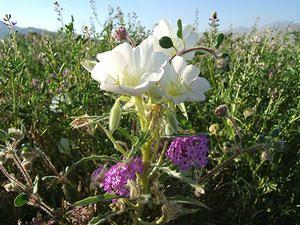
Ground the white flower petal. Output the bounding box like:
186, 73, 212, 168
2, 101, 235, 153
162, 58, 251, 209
171, 56, 187, 75
91, 63, 109, 83
91, 38, 167, 96
190, 77, 211, 93
153, 19, 172, 38
119, 81, 151, 96
182, 65, 200, 84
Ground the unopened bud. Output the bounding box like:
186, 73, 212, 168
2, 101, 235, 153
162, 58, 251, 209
211, 11, 217, 20
209, 123, 219, 136
114, 26, 127, 42
215, 104, 228, 117
109, 99, 122, 133
194, 186, 205, 197
261, 150, 272, 161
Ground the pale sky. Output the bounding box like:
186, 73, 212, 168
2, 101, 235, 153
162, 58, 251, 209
1, 0, 300, 32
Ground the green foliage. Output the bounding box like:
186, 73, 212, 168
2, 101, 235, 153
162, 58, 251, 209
159, 36, 174, 49
14, 193, 28, 207
0, 7, 299, 225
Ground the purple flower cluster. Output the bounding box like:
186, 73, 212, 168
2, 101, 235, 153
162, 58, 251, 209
101, 157, 143, 196
166, 135, 209, 170
114, 26, 127, 42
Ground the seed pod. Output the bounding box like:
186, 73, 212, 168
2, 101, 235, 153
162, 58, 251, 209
109, 99, 122, 134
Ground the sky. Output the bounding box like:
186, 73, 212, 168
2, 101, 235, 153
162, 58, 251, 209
1, 0, 300, 33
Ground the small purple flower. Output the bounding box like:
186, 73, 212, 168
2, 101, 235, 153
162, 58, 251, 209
102, 157, 142, 196
166, 135, 209, 170
114, 26, 128, 42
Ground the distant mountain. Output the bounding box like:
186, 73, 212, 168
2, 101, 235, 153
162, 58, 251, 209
0, 21, 51, 38
225, 21, 300, 34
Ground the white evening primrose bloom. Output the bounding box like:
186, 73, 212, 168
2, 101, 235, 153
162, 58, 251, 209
152, 19, 199, 60
160, 56, 210, 104
91, 38, 168, 96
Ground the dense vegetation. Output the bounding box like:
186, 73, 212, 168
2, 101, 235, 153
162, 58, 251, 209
0, 7, 299, 225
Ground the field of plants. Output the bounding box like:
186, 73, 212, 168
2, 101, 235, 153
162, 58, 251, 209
0, 6, 299, 225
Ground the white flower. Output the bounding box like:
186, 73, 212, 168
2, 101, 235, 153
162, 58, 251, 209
159, 56, 210, 104
91, 38, 168, 96
151, 19, 199, 60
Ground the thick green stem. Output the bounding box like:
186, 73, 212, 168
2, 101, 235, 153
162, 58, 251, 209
141, 140, 151, 194
134, 96, 147, 130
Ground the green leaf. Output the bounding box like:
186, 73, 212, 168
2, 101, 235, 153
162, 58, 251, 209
159, 166, 202, 190
81, 60, 97, 73
214, 33, 224, 48
97, 122, 128, 156
73, 193, 118, 207
159, 36, 174, 49
219, 52, 229, 58
167, 195, 212, 210
127, 130, 150, 159
180, 208, 200, 216
14, 193, 28, 207
88, 211, 120, 225
178, 103, 188, 120
177, 19, 183, 39
0, 129, 8, 142
63, 155, 118, 178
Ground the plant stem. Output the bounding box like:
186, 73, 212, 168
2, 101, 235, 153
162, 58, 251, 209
12, 152, 32, 187
198, 144, 266, 184
170, 46, 217, 61
0, 163, 27, 191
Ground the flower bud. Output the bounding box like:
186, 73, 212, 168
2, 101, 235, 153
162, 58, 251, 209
209, 123, 219, 136
211, 11, 218, 20
215, 104, 228, 117
109, 99, 122, 134
261, 150, 272, 161
114, 26, 127, 42
194, 186, 205, 197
